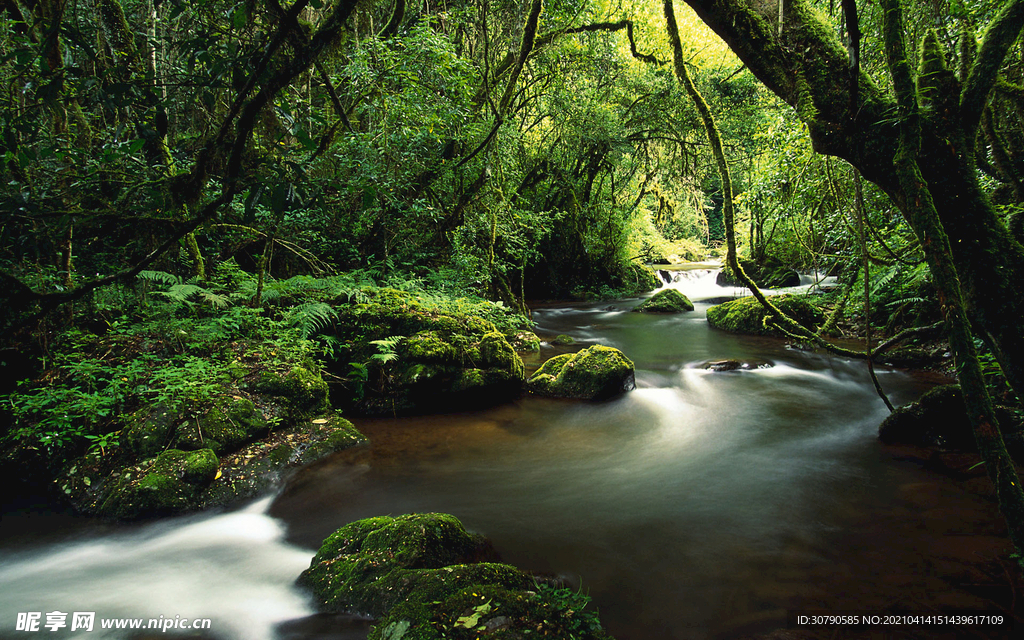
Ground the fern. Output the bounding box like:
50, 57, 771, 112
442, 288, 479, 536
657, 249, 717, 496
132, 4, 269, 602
154, 283, 230, 309
137, 270, 182, 286
369, 335, 405, 364
285, 302, 338, 338
870, 265, 902, 297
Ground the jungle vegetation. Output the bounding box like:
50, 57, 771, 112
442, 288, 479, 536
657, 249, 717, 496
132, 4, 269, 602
3, 0, 1024, 547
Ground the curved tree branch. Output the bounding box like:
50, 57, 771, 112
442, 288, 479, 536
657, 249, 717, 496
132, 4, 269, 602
960, 0, 1024, 138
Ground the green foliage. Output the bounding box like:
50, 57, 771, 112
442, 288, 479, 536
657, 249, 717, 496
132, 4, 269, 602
369, 336, 406, 364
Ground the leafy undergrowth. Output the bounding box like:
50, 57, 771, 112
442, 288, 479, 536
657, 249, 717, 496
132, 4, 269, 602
1, 263, 535, 511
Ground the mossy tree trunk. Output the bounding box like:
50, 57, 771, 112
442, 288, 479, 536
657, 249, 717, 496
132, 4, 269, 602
680, 0, 1024, 403
880, 0, 1024, 557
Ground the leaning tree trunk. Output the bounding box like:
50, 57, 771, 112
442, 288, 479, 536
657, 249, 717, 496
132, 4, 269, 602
880, 0, 1024, 556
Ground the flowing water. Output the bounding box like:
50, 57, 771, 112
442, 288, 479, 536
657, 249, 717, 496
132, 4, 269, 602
0, 270, 1011, 640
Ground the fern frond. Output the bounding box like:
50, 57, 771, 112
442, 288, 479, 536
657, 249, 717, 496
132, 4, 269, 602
137, 270, 181, 286
370, 335, 405, 351
286, 302, 339, 338
870, 265, 902, 297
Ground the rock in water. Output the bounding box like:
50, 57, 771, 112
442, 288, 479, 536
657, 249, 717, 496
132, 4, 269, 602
298, 513, 614, 640
701, 359, 773, 372
633, 288, 694, 313
705, 294, 824, 337
527, 345, 635, 400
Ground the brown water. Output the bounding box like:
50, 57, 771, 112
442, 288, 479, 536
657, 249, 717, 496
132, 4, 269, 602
0, 271, 1017, 639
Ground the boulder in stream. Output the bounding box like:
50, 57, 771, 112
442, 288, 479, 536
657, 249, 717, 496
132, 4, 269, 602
298, 513, 614, 640
879, 384, 1023, 457
527, 344, 635, 400
326, 288, 529, 415
633, 288, 694, 313
706, 294, 824, 337
701, 359, 773, 372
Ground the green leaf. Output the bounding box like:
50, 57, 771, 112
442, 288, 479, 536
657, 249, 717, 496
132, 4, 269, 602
381, 620, 410, 640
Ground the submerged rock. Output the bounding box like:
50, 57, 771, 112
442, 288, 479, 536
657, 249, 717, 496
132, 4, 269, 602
701, 359, 773, 372
527, 344, 635, 400
298, 513, 613, 640
705, 294, 825, 337
633, 288, 694, 313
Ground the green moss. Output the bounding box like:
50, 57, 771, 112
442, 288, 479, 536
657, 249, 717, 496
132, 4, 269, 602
706, 294, 825, 337
527, 345, 635, 400
121, 404, 177, 458
182, 448, 219, 483
478, 332, 525, 381
508, 331, 541, 351
195, 413, 365, 510
403, 331, 457, 363
550, 334, 575, 346
255, 366, 329, 420
633, 288, 694, 313
174, 398, 268, 454
301, 513, 611, 640
98, 448, 220, 519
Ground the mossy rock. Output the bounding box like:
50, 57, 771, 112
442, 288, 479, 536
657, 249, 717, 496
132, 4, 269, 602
878, 384, 1021, 453
527, 345, 635, 400
508, 331, 541, 352
254, 366, 329, 420
198, 413, 365, 509
705, 294, 825, 337
633, 288, 694, 313
299, 513, 499, 615
402, 331, 458, 363
550, 334, 575, 346
328, 290, 533, 415
299, 513, 613, 640
478, 332, 525, 380
173, 397, 268, 454
97, 449, 219, 519
121, 404, 178, 458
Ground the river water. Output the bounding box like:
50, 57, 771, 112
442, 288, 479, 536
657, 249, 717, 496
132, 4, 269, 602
0, 270, 1011, 639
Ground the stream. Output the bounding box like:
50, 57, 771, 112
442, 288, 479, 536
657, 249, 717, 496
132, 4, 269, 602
0, 270, 1011, 640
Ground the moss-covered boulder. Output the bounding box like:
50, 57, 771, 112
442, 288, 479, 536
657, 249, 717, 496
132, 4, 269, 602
706, 294, 825, 337
96, 449, 219, 519
253, 366, 330, 420
121, 404, 178, 458
173, 397, 268, 454
879, 385, 1022, 455
198, 413, 366, 509
329, 290, 531, 415
299, 513, 613, 640
550, 334, 575, 346
527, 345, 635, 400
633, 288, 694, 313
507, 330, 541, 352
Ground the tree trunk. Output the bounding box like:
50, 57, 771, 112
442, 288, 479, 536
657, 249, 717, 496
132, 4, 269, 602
681, 0, 1024, 402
